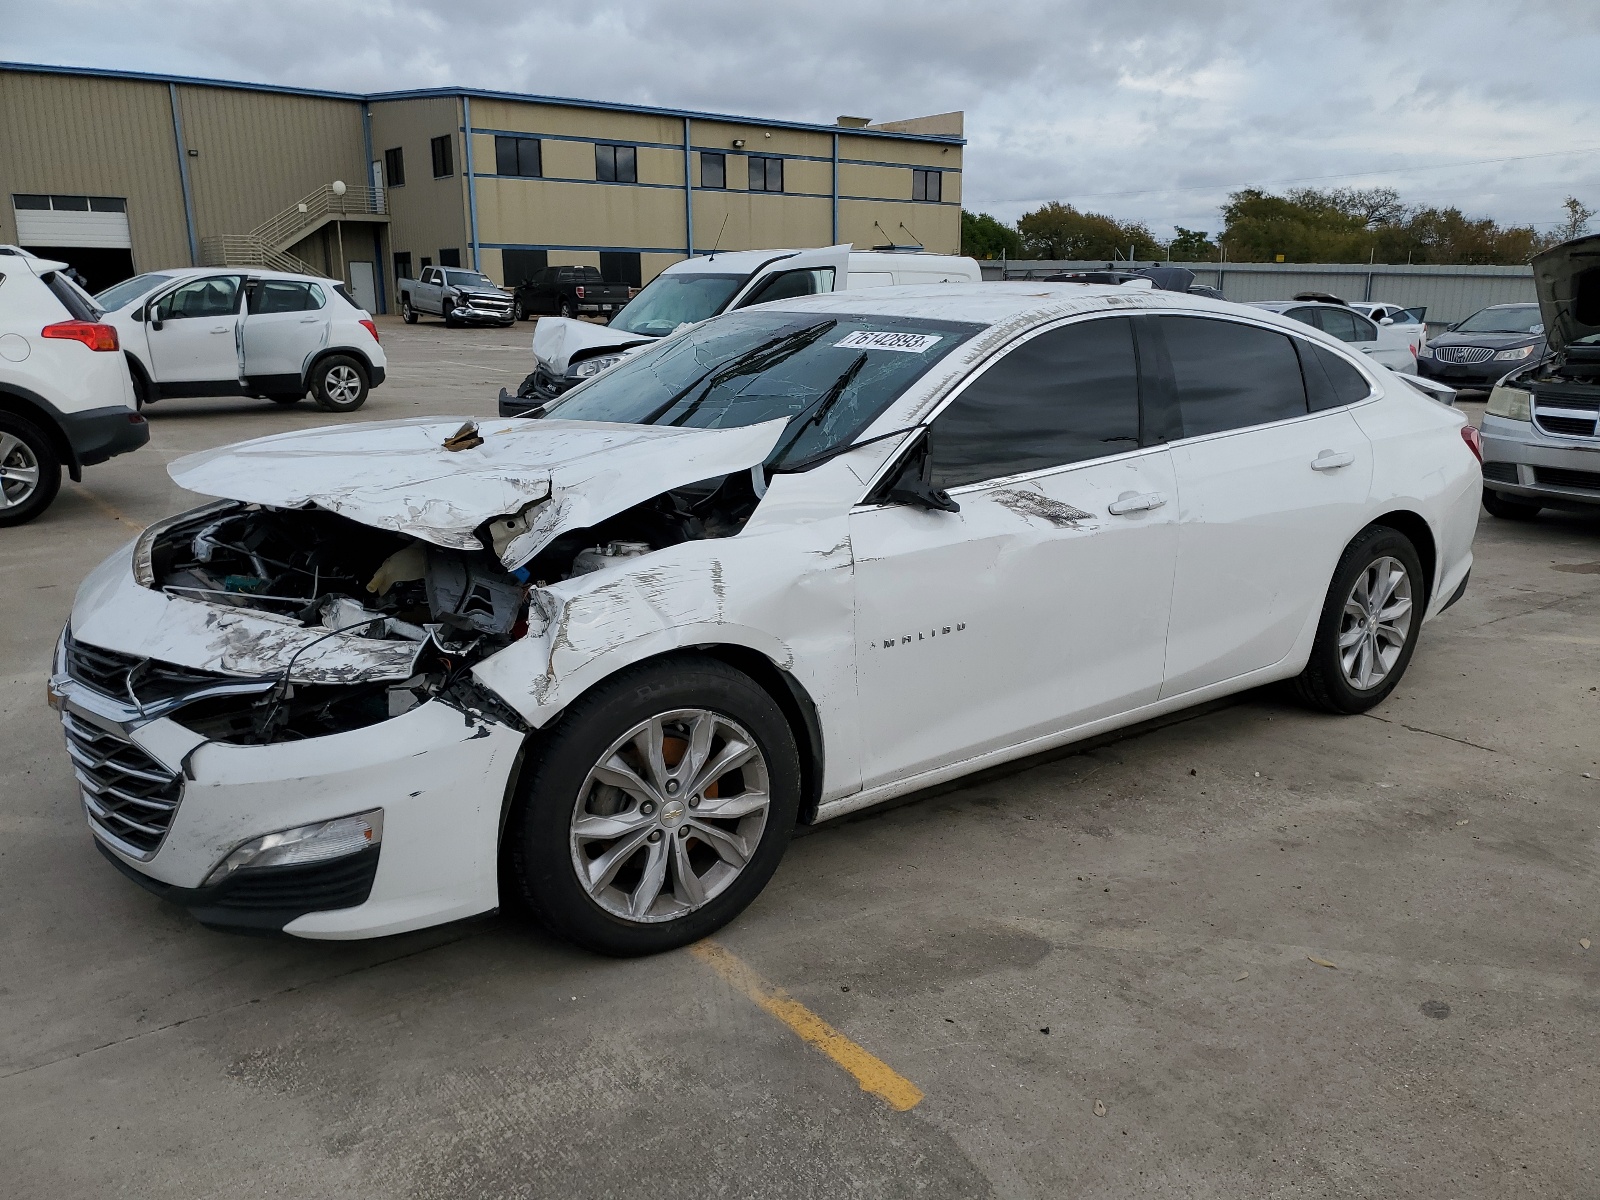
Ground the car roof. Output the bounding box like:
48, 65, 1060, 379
759, 281, 1299, 330
134, 266, 339, 284
1248, 300, 1346, 312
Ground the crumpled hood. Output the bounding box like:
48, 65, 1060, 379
1532, 233, 1600, 356
532, 316, 652, 375
168, 416, 788, 569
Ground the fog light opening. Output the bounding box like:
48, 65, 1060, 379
203, 809, 383, 886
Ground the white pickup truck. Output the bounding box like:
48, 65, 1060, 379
500, 245, 982, 415
399, 266, 516, 327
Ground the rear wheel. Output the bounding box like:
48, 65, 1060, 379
401, 298, 417, 324
559, 298, 576, 319
1294, 526, 1425, 714
0, 413, 62, 527
509, 656, 800, 956
311, 356, 368, 413
1481, 488, 1541, 521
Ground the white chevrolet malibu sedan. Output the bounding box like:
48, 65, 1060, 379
52, 284, 1482, 954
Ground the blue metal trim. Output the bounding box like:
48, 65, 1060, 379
683, 117, 694, 257
473, 127, 680, 151
831, 133, 839, 245
838, 157, 960, 172
472, 173, 687, 191
371, 225, 387, 314
462, 97, 480, 270
480, 241, 690, 256
838, 195, 960, 205
167, 82, 199, 266
0, 62, 965, 145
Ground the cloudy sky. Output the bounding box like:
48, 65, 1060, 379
8, 0, 1600, 238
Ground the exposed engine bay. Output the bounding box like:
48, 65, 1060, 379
139, 472, 765, 744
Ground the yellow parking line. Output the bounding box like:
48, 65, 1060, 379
76, 487, 142, 530
691, 939, 923, 1111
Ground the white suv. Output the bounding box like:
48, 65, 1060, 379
0, 249, 148, 526
96, 268, 387, 413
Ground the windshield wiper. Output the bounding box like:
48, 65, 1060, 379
769, 424, 923, 474
767, 352, 869, 466
640, 321, 838, 426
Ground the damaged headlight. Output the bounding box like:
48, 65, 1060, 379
132, 499, 237, 588
203, 809, 383, 886
1486, 385, 1532, 421
570, 354, 623, 380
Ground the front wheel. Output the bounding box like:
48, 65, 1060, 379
508, 656, 800, 956
512, 300, 526, 322
311, 355, 369, 412
401, 298, 417, 324
0, 413, 62, 527
1481, 488, 1541, 521
1294, 526, 1425, 714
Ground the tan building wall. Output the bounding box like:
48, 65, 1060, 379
2, 65, 964, 302
0, 69, 193, 270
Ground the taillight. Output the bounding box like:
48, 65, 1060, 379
42, 321, 119, 351
575, 286, 585, 299
359, 318, 379, 343
1460, 424, 1483, 463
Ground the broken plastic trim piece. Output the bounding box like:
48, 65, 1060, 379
133, 499, 238, 588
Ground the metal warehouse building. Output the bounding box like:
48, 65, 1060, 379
0, 62, 963, 313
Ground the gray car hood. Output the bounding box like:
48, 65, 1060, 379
1532, 233, 1600, 355
168, 416, 788, 570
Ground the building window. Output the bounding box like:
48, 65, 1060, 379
495, 136, 542, 178
912, 169, 942, 203
501, 249, 548, 286
383, 147, 405, 188
393, 252, 413, 281
439, 248, 461, 268
12, 193, 128, 212
748, 156, 784, 193
595, 144, 637, 183
700, 152, 726, 189
599, 251, 642, 289
431, 134, 454, 179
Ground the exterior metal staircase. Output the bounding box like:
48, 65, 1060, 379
199, 183, 387, 274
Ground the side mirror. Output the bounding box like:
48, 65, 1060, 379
1379, 317, 1394, 326
148, 307, 164, 331
888, 476, 960, 513
1446, 322, 1459, 331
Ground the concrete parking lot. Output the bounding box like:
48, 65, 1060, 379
3, 316, 1596, 1199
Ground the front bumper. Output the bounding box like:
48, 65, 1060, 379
1479, 412, 1600, 509
450, 303, 515, 325
57, 672, 527, 939
1417, 356, 1517, 388
498, 364, 570, 417
59, 405, 149, 468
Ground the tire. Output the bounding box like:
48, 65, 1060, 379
508, 655, 801, 956
559, 298, 576, 319
1481, 488, 1541, 521
401, 298, 417, 325
267, 393, 303, 406
1293, 525, 1426, 714
0, 412, 63, 527
311, 355, 369, 413
513, 300, 526, 322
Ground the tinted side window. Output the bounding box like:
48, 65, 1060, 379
737, 267, 836, 307
1284, 306, 1322, 330
927, 317, 1140, 489
1316, 308, 1360, 343
1298, 340, 1372, 411
1157, 316, 1306, 437
248, 280, 318, 314
156, 276, 241, 320
1348, 312, 1377, 342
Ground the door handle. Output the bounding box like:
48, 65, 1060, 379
1311, 450, 1356, 471
1108, 490, 1167, 515
298, 316, 320, 323
209, 324, 228, 333
1359, 346, 1378, 354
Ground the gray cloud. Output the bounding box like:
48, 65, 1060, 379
7, 0, 1599, 236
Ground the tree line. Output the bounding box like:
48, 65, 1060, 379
961, 189, 1595, 265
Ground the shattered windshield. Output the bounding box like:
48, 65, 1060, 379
1455, 305, 1542, 334
547, 310, 981, 469
609, 273, 745, 337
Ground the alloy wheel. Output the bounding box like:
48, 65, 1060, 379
325, 365, 362, 405
0, 432, 41, 510
1339, 555, 1413, 690
569, 708, 771, 924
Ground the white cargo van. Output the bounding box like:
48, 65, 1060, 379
501, 245, 981, 414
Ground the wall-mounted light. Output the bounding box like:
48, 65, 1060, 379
186, 149, 198, 157
732, 138, 746, 149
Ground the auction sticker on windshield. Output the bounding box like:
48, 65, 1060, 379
835, 331, 942, 353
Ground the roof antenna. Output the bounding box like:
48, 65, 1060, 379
708, 214, 728, 261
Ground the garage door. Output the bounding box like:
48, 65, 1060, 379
13, 195, 132, 249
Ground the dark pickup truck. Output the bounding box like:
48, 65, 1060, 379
514, 266, 630, 321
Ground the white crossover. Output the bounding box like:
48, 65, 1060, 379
53, 284, 1483, 953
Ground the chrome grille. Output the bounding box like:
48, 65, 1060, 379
66, 633, 230, 708
1532, 388, 1600, 439
63, 710, 182, 855
1434, 346, 1494, 364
